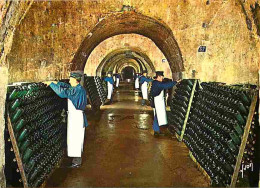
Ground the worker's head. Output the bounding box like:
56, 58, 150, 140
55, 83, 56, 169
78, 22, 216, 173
154, 71, 164, 82
107, 71, 112, 77
142, 70, 147, 77
69, 72, 82, 87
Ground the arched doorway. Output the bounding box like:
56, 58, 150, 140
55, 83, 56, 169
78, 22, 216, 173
121, 66, 136, 81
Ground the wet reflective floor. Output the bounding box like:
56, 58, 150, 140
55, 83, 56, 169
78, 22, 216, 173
46, 82, 209, 187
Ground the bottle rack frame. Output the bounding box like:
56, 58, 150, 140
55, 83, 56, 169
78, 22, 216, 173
6, 112, 63, 188
175, 79, 198, 142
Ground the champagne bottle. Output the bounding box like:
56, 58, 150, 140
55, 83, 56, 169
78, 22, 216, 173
17, 128, 28, 142
8, 88, 19, 100
13, 119, 26, 132
11, 108, 23, 122
22, 148, 33, 164
181, 79, 193, 87
10, 99, 21, 112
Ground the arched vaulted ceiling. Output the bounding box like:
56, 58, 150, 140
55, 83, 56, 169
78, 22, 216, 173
101, 55, 144, 73
96, 47, 155, 76
117, 62, 139, 73
112, 59, 141, 73
71, 11, 184, 73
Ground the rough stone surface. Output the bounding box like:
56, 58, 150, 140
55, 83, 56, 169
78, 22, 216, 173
0, 66, 8, 188
86, 34, 171, 78
7, 0, 259, 84
0, 1, 33, 187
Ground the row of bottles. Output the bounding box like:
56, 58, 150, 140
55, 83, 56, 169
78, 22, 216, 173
6, 82, 67, 187
168, 79, 196, 135
84, 76, 104, 110
182, 82, 255, 187
94, 76, 107, 105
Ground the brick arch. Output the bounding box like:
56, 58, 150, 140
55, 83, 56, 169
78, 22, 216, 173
96, 47, 155, 76
118, 63, 139, 74
111, 58, 142, 73
71, 11, 184, 75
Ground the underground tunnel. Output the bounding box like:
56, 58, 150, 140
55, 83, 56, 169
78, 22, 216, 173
1, 1, 259, 188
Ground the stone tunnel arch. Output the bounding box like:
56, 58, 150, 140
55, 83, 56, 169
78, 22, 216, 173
71, 11, 184, 76
118, 63, 139, 74
112, 59, 141, 74
96, 47, 155, 76
100, 55, 144, 75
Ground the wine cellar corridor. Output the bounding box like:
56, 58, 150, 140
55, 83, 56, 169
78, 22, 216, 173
46, 83, 209, 187
1, 1, 260, 188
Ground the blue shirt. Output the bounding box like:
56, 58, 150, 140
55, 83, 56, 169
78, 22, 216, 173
104, 77, 114, 84
115, 74, 120, 79
151, 80, 177, 97
139, 76, 153, 84
49, 82, 88, 127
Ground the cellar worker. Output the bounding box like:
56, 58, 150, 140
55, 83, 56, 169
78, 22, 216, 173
139, 70, 153, 106
150, 71, 181, 136
104, 71, 114, 104
43, 72, 87, 168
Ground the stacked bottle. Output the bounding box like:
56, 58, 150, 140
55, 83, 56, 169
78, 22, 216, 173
84, 76, 102, 110
183, 82, 253, 187
7, 82, 67, 187
168, 79, 195, 135
94, 76, 107, 105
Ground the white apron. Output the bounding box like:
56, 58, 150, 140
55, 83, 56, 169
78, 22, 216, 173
153, 90, 167, 126
107, 82, 113, 99
141, 82, 148, 99
116, 78, 120, 87
67, 99, 85, 157
135, 78, 139, 89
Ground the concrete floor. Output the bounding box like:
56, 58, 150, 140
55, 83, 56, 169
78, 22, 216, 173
46, 82, 209, 187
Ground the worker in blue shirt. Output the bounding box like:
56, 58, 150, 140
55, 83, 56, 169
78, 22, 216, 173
43, 72, 88, 168
104, 71, 114, 104
150, 71, 181, 136
139, 70, 153, 106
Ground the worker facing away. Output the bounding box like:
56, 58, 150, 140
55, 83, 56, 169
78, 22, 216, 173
150, 71, 181, 136
115, 73, 121, 88
104, 71, 114, 104
43, 72, 88, 168
139, 70, 153, 106
134, 73, 141, 90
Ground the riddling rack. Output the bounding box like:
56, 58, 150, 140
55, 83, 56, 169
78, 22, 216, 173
168, 81, 258, 187
5, 82, 67, 187
168, 79, 198, 141
84, 76, 107, 110
185, 83, 258, 187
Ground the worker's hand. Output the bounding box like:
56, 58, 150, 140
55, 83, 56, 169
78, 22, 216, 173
43, 81, 57, 86
176, 79, 182, 83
